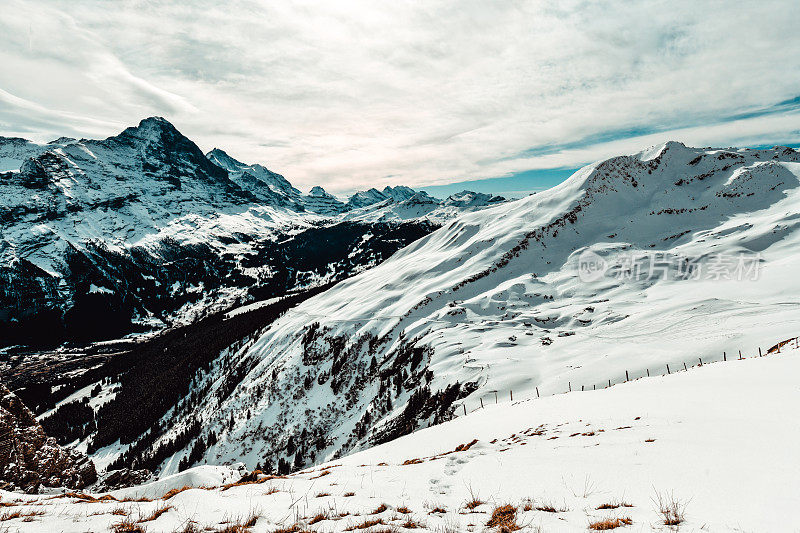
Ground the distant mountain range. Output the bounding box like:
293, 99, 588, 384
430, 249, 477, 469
0, 117, 505, 347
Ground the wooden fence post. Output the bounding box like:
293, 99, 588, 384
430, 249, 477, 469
510, 390, 513, 402
646, 368, 650, 377
758, 347, 761, 357
494, 391, 498, 404
536, 387, 540, 398
723, 351, 726, 361
593, 384, 595, 390
480, 398, 484, 409
683, 362, 687, 371
608, 379, 611, 388
581, 385, 584, 391
568, 382, 571, 392
463, 404, 467, 416
666, 364, 670, 374
698, 357, 702, 366
625, 370, 629, 382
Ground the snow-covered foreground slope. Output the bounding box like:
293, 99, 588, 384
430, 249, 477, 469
4, 347, 798, 532
151, 142, 800, 477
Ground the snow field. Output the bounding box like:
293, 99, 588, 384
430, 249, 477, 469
3, 344, 798, 532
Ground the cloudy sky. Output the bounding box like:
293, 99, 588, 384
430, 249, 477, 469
2, 1, 800, 195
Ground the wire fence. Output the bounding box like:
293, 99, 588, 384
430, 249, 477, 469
453, 335, 800, 417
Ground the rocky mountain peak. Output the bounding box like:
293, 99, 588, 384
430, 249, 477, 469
309, 185, 334, 198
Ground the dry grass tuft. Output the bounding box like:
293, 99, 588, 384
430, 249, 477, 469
0, 511, 44, 522
243, 509, 260, 527
111, 517, 147, 532
371, 503, 389, 514
271, 526, 301, 533
162, 486, 192, 500
343, 492, 356, 497
521, 498, 535, 512
315, 492, 330, 498
0, 510, 43, 521
138, 504, 172, 522
596, 500, 633, 510
345, 518, 385, 530
402, 517, 422, 528
309, 512, 328, 524
396, 506, 411, 514
534, 500, 569, 513
464, 497, 484, 511
215, 525, 251, 533
654, 491, 687, 526
589, 517, 633, 530
486, 504, 520, 532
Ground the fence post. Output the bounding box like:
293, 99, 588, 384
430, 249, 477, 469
510, 390, 513, 402
608, 379, 611, 388
494, 391, 498, 404
581, 385, 584, 391
698, 357, 702, 366
646, 368, 650, 377
666, 364, 670, 374
536, 387, 540, 398
758, 347, 761, 357
683, 362, 687, 371
723, 351, 726, 361
625, 370, 629, 382
593, 384, 596, 390
480, 398, 484, 409
568, 382, 571, 392
464, 404, 467, 416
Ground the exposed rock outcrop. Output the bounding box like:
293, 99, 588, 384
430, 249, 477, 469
99, 468, 152, 491
0, 383, 96, 492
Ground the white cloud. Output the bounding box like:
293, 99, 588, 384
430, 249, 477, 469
1, 0, 799, 192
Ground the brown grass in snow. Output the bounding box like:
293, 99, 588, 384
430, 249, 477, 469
589, 517, 633, 530
486, 504, 520, 532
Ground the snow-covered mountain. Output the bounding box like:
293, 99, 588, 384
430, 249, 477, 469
0, 118, 499, 347
205, 147, 305, 208
126, 141, 800, 478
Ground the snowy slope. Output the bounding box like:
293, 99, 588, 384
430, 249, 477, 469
146, 142, 800, 478
4, 346, 798, 532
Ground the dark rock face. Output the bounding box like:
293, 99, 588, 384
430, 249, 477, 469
0, 383, 97, 492
99, 468, 151, 490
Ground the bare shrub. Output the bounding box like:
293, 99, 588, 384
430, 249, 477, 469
653, 490, 688, 526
